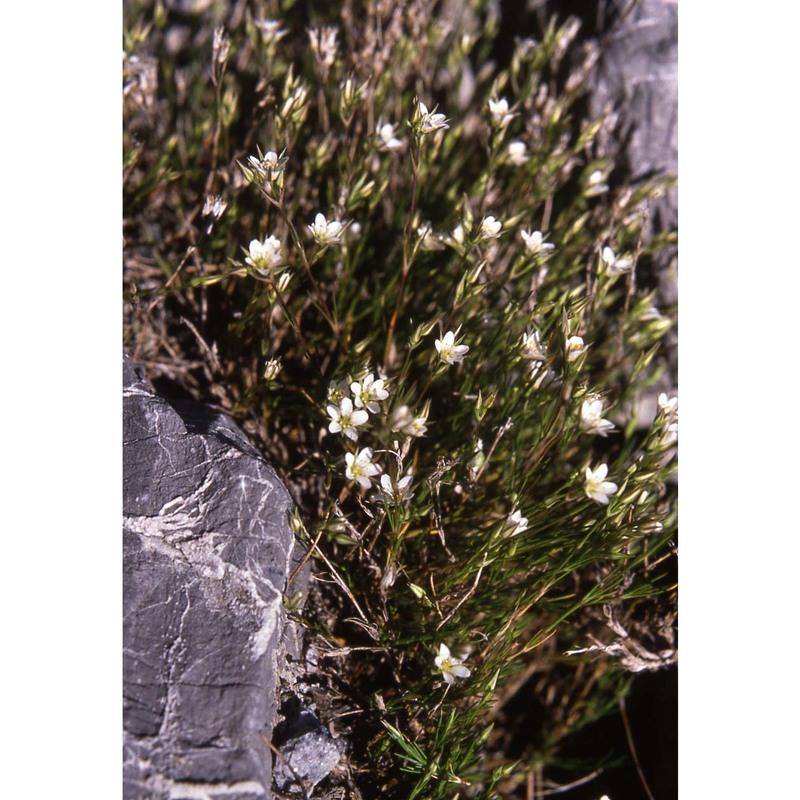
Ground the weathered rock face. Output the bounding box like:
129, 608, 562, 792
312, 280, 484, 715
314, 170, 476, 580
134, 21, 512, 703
271, 701, 344, 795
123, 353, 302, 800
590, 0, 678, 244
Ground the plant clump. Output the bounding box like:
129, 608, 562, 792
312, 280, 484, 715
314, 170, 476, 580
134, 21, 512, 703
124, 1, 677, 797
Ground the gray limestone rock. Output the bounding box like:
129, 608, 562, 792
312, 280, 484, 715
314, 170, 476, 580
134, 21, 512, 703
273, 732, 342, 795
590, 0, 678, 404
123, 352, 303, 800
592, 2, 678, 190
271, 702, 343, 795
589, 0, 678, 301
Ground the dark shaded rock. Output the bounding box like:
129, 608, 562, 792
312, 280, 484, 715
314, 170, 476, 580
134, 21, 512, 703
123, 352, 304, 800
271, 701, 343, 795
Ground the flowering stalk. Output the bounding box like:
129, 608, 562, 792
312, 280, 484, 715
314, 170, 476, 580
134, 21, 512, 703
206, 26, 230, 194
384, 101, 426, 367
268, 195, 342, 348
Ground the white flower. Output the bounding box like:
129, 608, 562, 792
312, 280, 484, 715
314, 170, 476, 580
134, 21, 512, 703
245, 149, 288, 187
516, 37, 538, 58
350, 373, 389, 414
434, 643, 471, 685
327, 379, 349, 406
507, 140, 529, 165
585, 169, 609, 197
262, 150, 286, 173
263, 358, 282, 381
579, 398, 616, 437
658, 392, 678, 417
416, 222, 446, 251
406, 417, 429, 437
657, 393, 678, 444
505, 509, 529, 536
565, 335, 587, 362
376, 121, 404, 151
345, 447, 382, 489
584, 463, 619, 505
255, 19, 288, 45
488, 97, 516, 128
451, 224, 466, 245
468, 439, 485, 479
529, 360, 557, 389
663, 420, 678, 445
520, 330, 546, 361
390, 405, 428, 437
308, 26, 338, 70
416, 100, 449, 134
327, 397, 369, 441
308, 212, 345, 245
521, 229, 555, 257
478, 215, 503, 240
601, 246, 633, 275
245, 235, 283, 274
378, 473, 415, 505
435, 330, 469, 364
202, 194, 227, 221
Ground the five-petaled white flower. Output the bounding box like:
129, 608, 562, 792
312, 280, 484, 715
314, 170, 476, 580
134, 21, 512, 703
521, 229, 555, 257
378, 473, 415, 506
390, 405, 429, 437
434, 643, 471, 685
416, 100, 449, 134
488, 97, 516, 128
436, 330, 469, 364
520, 330, 546, 361
479, 215, 503, 240
345, 447, 382, 489
565, 335, 588, 362
327, 397, 369, 441
601, 246, 633, 275
579, 398, 615, 437
308, 212, 345, 245
376, 121, 404, 151
245, 235, 283, 274
350, 373, 389, 414
505, 509, 529, 536
584, 463, 619, 505
507, 140, 529, 165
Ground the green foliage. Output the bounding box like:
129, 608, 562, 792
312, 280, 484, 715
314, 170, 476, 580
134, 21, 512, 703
124, 0, 677, 796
